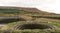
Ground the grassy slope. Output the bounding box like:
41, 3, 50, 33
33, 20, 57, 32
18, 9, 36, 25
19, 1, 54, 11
18, 7, 60, 20
17, 7, 60, 28
0, 7, 60, 33
0, 7, 60, 23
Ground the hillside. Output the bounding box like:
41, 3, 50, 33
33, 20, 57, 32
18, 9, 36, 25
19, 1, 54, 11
0, 6, 60, 33
18, 7, 56, 15
17, 7, 60, 24
0, 6, 60, 19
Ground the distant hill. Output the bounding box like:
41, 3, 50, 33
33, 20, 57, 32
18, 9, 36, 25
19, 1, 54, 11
0, 6, 60, 23
0, 6, 59, 17
18, 7, 56, 15
0, 6, 55, 13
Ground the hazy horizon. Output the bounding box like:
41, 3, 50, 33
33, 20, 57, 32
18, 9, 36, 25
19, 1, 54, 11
0, 0, 60, 14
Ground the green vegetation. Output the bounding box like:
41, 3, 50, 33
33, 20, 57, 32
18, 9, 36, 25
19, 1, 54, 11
0, 21, 60, 33
0, 7, 60, 33
48, 22, 60, 27
0, 29, 59, 33
0, 9, 19, 12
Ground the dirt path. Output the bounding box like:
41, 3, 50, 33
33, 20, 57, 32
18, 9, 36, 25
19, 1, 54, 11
0, 24, 6, 26
0, 16, 20, 26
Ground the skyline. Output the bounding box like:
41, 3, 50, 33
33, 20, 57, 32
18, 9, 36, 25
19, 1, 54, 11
0, 0, 60, 14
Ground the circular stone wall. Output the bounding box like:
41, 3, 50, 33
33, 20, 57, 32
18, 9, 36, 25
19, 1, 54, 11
17, 24, 51, 29
16, 23, 53, 30
11, 22, 58, 30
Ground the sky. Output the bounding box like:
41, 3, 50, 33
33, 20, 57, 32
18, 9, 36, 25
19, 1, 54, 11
0, 0, 60, 14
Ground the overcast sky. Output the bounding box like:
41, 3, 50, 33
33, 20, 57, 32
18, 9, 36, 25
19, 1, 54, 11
0, 0, 60, 14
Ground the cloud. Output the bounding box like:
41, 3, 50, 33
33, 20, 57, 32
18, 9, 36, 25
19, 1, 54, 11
0, 0, 55, 6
